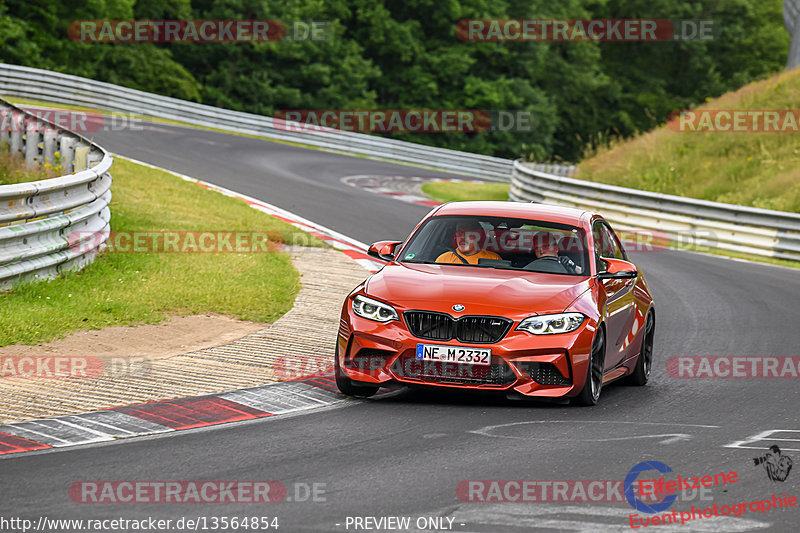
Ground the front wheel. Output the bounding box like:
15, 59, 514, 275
626, 312, 654, 386
334, 345, 380, 398
572, 327, 605, 406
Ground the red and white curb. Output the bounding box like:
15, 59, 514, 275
121, 156, 386, 273
0, 157, 397, 457
341, 175, 479, 208
0, 374, 344, 456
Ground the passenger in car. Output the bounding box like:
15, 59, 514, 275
436, 221, 502, 265
525, 231, 578, 274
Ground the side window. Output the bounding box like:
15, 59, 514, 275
592, 221, 609, 271
601, 223, 625, 260
592, 220, 624, 272
603, 223, 628, 261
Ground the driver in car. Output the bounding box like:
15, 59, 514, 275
436, 221, 502, 265
525, 231, 579, 274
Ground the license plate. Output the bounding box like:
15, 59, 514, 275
415, 343, 492, 366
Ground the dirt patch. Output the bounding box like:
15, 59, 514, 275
0, 314, 268, 360
0, 247, 368, 424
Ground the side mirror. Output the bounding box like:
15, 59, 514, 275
367, 240, 402, 262
598, 258, 638, 280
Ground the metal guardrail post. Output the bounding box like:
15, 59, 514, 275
9, 111, 23, 154
43, 128, 58, 165
73, 143, 89, 171
24, 119, 39, 167
59, 136, 76, 172
0, 111, 8, 147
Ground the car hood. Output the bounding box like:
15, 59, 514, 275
366, 263, 591, 314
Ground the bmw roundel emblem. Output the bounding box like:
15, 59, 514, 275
452, 304, 465, 312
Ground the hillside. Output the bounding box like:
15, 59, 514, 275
578, 68, 800, 213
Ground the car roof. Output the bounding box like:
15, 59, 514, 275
433, 201, 591, 226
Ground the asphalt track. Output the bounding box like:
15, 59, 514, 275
2, 120, 799, 532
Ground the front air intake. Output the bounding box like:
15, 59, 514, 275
404, 311, 511, 344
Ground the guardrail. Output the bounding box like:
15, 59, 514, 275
3, 64, 796, 264
511, 160, 800, 262
0, 63, 515, 181
0, 96, 112, 289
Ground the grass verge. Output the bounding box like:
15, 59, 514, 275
578, 69, 800, 213
0, 146, 60, 185
0, 157, 324, 346
421, 181, 510, 202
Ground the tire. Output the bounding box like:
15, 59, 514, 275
572, 327, 605, 406
626, 312, 654, 386
334, 345, 380, 398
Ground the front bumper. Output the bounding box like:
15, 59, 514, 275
338, 308, 597, 398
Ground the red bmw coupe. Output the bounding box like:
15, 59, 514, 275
335, 201, 655, 406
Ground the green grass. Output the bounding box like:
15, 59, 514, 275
3, 97, 111, 114
0, 157, 324, 346
0, 147, 60, 184
577, 69, 800, 213
421, 181, 510, 202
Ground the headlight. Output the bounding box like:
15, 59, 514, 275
517, 313, 585, 335
352, 295, 399, 322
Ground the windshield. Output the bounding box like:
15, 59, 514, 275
400, 215, 589, 276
